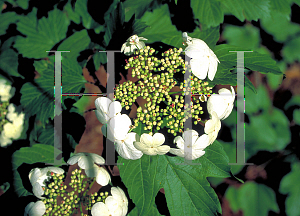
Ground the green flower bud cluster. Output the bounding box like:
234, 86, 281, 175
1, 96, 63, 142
41, 169, 114, 215
156, 47, 185, 74
0, 101, 9, 131
84, 191, 109, 211
132, 72, 179, 134
180, 74, 213, 96
117, 45, 212, 136
114, 80, 138, 109
42, 169, 90, 216
186, 76, 213, 96
125, 46, 156, 78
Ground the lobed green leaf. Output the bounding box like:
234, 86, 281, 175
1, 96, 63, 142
119, 140, 232, 216
12, 144, 62, 197
14, 8, 70, 59
57, 30, 91, 60
191, 0, 223, 28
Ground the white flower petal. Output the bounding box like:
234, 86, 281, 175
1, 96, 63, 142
95, 97, 112, 124
121, 43, 126, 53
207, 87, 235, 120
144, 148, 160, 155
190, 57, 209, 80
89, 153, 105, 165
25, 202, 35, 215
28, 201, 46, 216
95, 97, 111, 113
183, 33, 219, 81
29, 168, 41, 185
193, 134, 210, 150
102, 124, 107, 138
173, 136, 184, 149
32, 182, 44, 199
106, 114, 131, 141
78, 156, 94, 170
169, 148, 185, 158
111, 187, 128, 206
156, 145, 170, 155
138, 37, 148, 41
105, 196, 120, 213
208, 59, 218, 81
140, 133, 153, 145
85, 164, 100, 178
152, 133, 165, 147
182, 130, 198, 147
190, 150, 205, 160
95, 110, 109, 125
133, 141, 148, 152
96, 167, 111, 186
108, 101, 122, 118
91, 202, 110, 216
204, 119, 214, 134
115, 134, 143, 160
136, 41, 145, 49
67, 154, 82, 165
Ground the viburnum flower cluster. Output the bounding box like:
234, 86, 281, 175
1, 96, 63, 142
0, 79, 15, 102
25, 153, 128, 216
94, 34, 236, 162
0, 79, 25, 147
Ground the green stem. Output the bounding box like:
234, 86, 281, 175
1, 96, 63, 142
83, 178, 96, 198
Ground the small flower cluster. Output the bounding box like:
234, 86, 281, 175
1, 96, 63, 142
25, 153, 126, 216
116, 45, 215, 136
42, 171, 83, 216
26, 168, 94, 216
94, 34, 236, 161
115, 80, 137, 109
0, 79, 25, 147
183, 75, 213, 100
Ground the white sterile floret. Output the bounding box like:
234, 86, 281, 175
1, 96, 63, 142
121, 35, 147, 56
101, 113, 143, 160
182, 32, 220, 81
204, 111, 221, 145
91, 187, 128, 216
24, 201, 46, 216
114, 132, 143, 160
28, 167, 64, 199
133, 133, 170, 156
0, 79, 15, 102
85, 164, 111, 186
170, 130, 210, 160
95, 97, 122, 125
102, 113, 132, 142
67, 152, 105, 170
6, 103, 18, 121
207, 86, 235, 120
